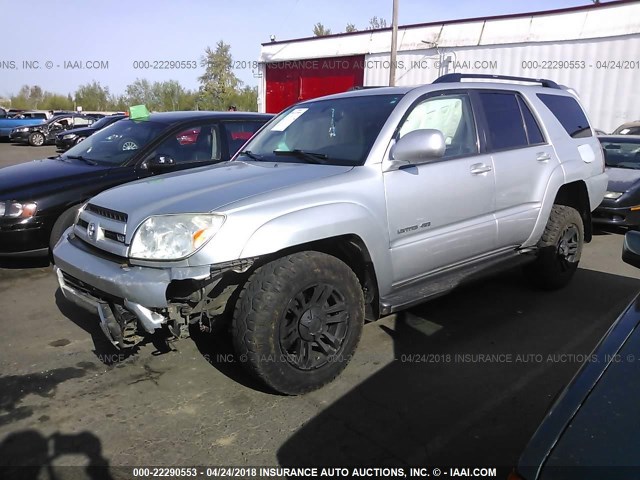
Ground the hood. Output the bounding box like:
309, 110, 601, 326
90, 161, 353, 219
0, 158, 110, 198
605, 166, 640, 192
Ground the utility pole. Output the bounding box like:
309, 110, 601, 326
389, 0, 399, 86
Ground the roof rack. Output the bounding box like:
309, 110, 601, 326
432, 73, 560, 89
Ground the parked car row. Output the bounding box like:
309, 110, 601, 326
9, 113, 104, 146
0, 111, 272, 257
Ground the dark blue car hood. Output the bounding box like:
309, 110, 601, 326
0, 157, 110, 198
606, 167, 640, 192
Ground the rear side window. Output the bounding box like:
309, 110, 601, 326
517, 96, 545, 145
478, 92, 528, 151
223, 121, 266, 156
537, 94, 592, 138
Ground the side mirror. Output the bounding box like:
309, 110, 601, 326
147, 154, 176, 172
622, 231, 640, 269
386, 129, 446, 171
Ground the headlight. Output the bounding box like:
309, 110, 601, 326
0, 201, 38, 218
604, 191, 623, 199
12, 127, 29, 133
63, 134, 77, 140
130, 214, 225, 260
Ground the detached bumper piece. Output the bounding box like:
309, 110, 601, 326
55, 268, 166, 349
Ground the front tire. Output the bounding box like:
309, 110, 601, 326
232, 251, 364, 395
28, 132, 45, 146
49, 205, 80, 251
524, 205, 584, 290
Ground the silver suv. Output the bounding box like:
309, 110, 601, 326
53, 74, 607, 394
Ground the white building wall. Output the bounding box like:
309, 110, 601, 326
364, 35, 640, 132
259, 2, 640, 129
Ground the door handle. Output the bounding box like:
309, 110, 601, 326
470, 163, 492, 175
536, 152, 551, 162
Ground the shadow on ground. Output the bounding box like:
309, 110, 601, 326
0, 429, 113, 480
277, 268, 640, 469
0, 362, 98, 427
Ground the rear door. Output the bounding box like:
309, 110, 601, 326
474, 90, 557, 247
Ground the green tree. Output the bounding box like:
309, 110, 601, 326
345, 23, 357, 33
368, 16, 388, 29
74, 81, 110, 110
313, 22, 332, 36
125, 78, 156, 108
198, 41, 241, 110
41, 94, 74, 110
224, 85, 258, 112
29, 86, 44, 109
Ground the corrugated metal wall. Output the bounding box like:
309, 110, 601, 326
363, 35, 640, 132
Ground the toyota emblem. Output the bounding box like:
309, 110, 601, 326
87, 222, 96, 239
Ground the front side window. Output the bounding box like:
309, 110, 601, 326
73, 116, 93, 127
399, 94, 478, 158
479, 92, 528, 151
155, 124, 221, 163
239, 94, 404, 166
537, 93, 592, 138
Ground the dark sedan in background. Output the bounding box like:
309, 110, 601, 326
593, 135, 640, 228
55, 114, 126, 150
0, 111, 272, 258
512, 230, 640, 479
9, 113, 103, 146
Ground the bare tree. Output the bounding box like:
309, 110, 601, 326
368, 16, 388, 30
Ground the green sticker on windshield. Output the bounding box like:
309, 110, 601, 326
129, 104, 150, 120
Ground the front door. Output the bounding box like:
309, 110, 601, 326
383, 92, 497, 286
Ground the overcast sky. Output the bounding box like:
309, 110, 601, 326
0, 0, 613, 97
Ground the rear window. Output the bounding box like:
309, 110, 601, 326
537, 94, 592, 138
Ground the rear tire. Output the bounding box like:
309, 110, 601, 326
524, 205, 584, 290
49, 205, 80, 251
232, 251, 364, 395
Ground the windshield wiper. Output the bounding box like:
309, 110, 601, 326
66, 155, 98, 166
273, 149, 328, 164
238, 150, 263, 161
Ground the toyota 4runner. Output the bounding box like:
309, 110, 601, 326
53, 74, 608, 394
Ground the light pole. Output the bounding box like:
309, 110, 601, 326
389, 0, 399, 86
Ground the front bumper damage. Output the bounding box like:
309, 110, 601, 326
53, 232, 249, 349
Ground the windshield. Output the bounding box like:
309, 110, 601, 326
62, 118, 167, 166
238, 94, 403, 166
601, 140, 640, 169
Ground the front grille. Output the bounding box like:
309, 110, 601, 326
76, 219, 124, 243
104, 231, 125, 243
86, 204, 128, 223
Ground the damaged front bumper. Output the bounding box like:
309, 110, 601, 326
53, 233, 226, 349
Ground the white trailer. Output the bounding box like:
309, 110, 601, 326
259, 1, 640, 132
